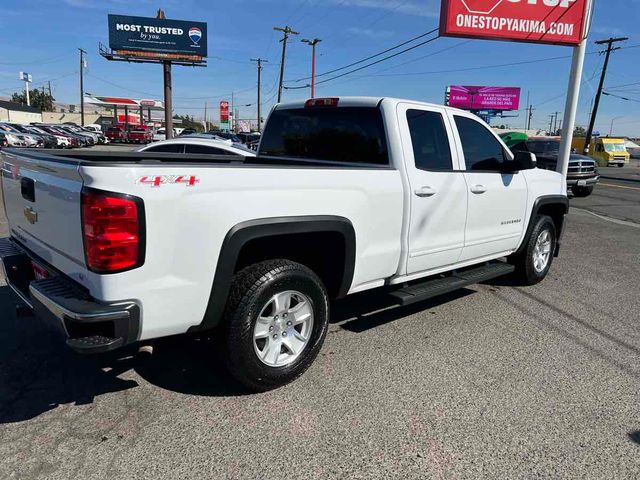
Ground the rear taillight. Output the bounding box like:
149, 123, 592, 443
81, 189, 145, 273
304, 97, 339, 108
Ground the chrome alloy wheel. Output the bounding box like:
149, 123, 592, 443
253, 291, 314, 367
533, 229, 552, 273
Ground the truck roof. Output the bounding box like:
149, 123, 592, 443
275, 96, 462, 112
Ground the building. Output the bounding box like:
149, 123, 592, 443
0, 100, 43, 124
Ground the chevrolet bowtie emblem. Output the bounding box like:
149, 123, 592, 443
24, 206, 38, 225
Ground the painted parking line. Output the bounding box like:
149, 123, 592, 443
599, 183, 640, 192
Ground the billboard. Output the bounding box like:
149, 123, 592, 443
440, 0, 589, 46
108, 15, 207, 61
447, 86, 521, 111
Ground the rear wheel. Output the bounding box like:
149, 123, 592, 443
572, 185, 594, 197
509, 215, 557, 285
223, 260, 329, 392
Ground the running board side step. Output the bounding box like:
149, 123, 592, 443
389, 262, 515, 306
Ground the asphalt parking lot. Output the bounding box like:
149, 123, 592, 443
0, 157, 639, 479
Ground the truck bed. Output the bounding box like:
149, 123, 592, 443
2, 148, 392, 170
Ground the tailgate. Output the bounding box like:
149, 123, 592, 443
1, 149, 85, 269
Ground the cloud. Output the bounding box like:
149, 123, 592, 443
331, 0, 440, 18
347, 27, 395, 39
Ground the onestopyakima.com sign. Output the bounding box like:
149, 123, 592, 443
440, 0, 589, 46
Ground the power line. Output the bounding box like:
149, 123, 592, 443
603, 91, 640, 103
292, 27, 439, 83
286, 33, 441, 89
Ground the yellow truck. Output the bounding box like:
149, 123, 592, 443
572, 137, 630, 167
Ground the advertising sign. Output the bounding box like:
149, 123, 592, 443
440, 0, 589, 46
220, 101, 230, 122
447, 86, 521, 110
108, 14, 207, 59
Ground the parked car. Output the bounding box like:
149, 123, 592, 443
61, 125, 98, 146
512, 137, 600, 197
106, 126, 128, 143
0, 124, 28, 147
152, 128, 177, 142
178, 128, 198, 136
237, 132, 261, 144
5, 123, 49, 148
36, 125, 77, 148
128, 126, 153, 144
206, 130, 242, 143
24, 126, 58, 149
0, 96, 568, 392
137, 137, 256, 156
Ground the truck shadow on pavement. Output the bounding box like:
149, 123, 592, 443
0, 284, 480, 413
0, 287, 139, 424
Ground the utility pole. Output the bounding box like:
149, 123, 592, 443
548, 115, 555, 135
583, 36, 628, 154
301, 38, 321, 98
527, 105, 534, 131
552, 111, 561, 134
48, 81, 53, 111
274, 26, 299, 103
79, 48, 86, 126
204, 101, 208, 131
251, 58, 267, 132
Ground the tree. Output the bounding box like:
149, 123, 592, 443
10, 88, 55, 111
573, 125, 587, 137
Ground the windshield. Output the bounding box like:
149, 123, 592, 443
604, 143, 626, 152
526, 140, 560, 155
259, 106, 389, 165
0, 124, 19, 133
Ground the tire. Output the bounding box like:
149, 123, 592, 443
571, 185, 594, 197
508, 215, 557, 286
223, 260, 329, 392
617, 163, 625, 168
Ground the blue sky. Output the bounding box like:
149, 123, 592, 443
0, 0, 638, 135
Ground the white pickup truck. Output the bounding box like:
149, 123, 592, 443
0, 97, 568, 391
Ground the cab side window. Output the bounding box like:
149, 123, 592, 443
406, 110, 453, 171
454, 116, 507, 172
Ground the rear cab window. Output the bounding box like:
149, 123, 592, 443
259, 106, 389, 166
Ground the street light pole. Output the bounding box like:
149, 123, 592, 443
610, 116, 623, 137
302, 38, 321, 98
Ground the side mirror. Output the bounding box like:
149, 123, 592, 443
510, 151, 537, 171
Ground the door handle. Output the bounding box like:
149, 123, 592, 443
470, 184, 487, 194
414, 186, 437, 197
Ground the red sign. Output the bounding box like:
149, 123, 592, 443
448, 86, 521, 110
440, 0, 589, 46
220, 101, 230, 122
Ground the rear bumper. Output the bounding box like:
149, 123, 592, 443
0, 237, 140, 354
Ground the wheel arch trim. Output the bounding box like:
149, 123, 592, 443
516, 195, 569, 257
192, 215, 356, 332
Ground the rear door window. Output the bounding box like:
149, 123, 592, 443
407, 110, 453, 171
259, 106, 389, 165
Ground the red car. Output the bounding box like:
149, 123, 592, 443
127, 126, 153, 144
106, 126, 127, 143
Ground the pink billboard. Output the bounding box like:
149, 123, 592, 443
447, 86, 521, 111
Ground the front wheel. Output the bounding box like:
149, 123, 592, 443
223, 260, 329, 392
508, 215, 557, 286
